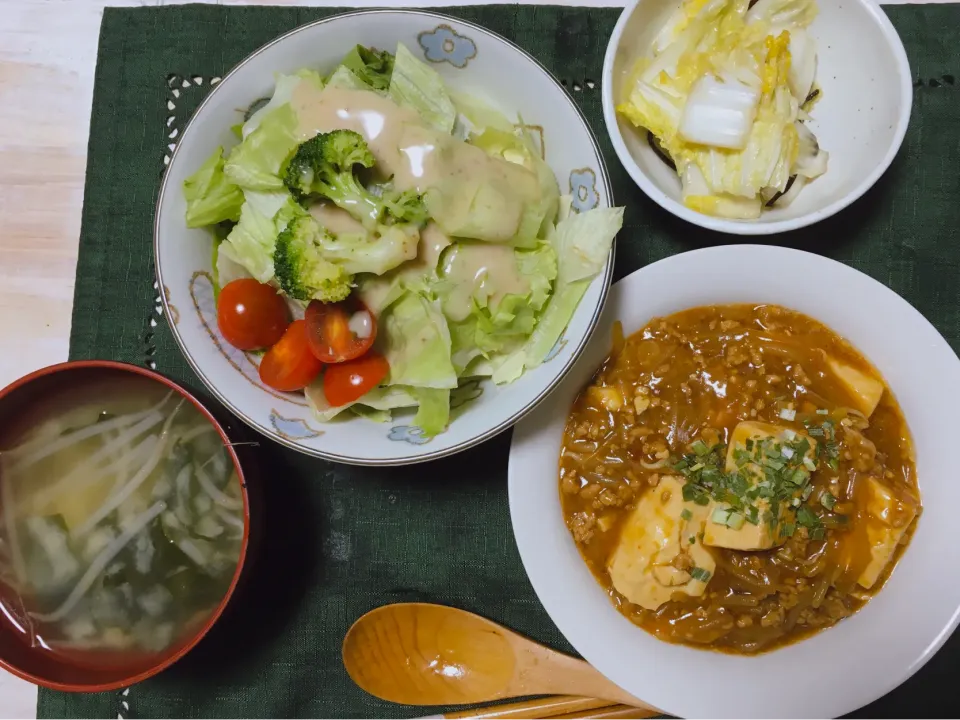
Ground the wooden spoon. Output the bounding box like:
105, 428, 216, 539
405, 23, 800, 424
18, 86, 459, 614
341, 603, 658, 714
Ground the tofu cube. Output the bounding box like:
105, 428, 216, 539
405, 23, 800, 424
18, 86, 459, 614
701, 422, 817, 551
855, 476, 919, 589
827, 357, 885, 418
608, 476, 715, 611
702, 500, 778, 550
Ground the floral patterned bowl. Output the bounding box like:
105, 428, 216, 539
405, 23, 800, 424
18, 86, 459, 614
155, 10, 614, 465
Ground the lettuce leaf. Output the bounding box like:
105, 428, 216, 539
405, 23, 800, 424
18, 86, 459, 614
305, 383, 417, 422
553, 206, 623, 284
450, 90, 515, 135
218, 201, 280, 283
224, 104, 300, 191
326, 66, 372, 92
380, 292, 457, 389
183, 147, 244, 228
243, 70, 324, 138
469, 125, 559, 247
214, 236, 253, 291
388, 43, 457, 134
518, 206, 622, 372
412, 388, 451, 437
441, 241, 557, 377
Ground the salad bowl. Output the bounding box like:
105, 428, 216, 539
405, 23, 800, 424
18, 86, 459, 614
155, 10, 615, 465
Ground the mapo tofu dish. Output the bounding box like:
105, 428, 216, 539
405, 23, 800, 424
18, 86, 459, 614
559, 304, 921, 653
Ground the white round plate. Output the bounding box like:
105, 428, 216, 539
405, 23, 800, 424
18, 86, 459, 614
155, 10, 613, 465
602, 0, 912, 235
509, 245, 960, 718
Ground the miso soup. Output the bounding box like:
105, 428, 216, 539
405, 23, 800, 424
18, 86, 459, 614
0, 375, 245, 657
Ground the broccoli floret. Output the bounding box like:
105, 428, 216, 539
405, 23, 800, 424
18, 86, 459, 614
383, 188, 429, 227
282, 130, 382, 228
318, 223, 420, 276
340, 45, 395, 91
273, 215, 353, 303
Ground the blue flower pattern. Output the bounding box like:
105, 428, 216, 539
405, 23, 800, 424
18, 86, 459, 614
569, 168, 599, 213
450, 380, 483, 410
418, 25, 477, 69
388, 425, 432, 445
269, 410, 322, 440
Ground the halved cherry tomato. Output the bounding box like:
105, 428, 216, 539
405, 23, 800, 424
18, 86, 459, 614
259, 320, 324, 392
323, 352, 390, 406
305, 297, 377, 363
218, 279, 289, 350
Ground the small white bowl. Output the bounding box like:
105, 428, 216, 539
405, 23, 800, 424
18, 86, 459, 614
602, 0, 913, 235
509, 246, 960, 718
155, 10, 614, 465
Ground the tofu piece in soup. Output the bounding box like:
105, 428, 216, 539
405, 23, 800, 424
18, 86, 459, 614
852, 476, 919, 589
608, 476, 715, 611
827, 357, 885, 417
702, 421, 817, 551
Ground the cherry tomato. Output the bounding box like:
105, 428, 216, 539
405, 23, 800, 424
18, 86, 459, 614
305, 297, 377, 363
259, 320, 324, 392
217, 279, 289, 351
323, 352, 390, 406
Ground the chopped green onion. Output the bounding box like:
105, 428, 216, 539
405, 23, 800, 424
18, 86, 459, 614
781, 446, 795, 459
820, 492, 837, 510
817, 408, 829, 415
801, 485, 814, 501
796, 506, 820, 528
690, 463, 705, 472
791, 497, 801, 507
780, 522, 796, 538
680, 508, 693, 521
745, 505, 760, 525
764, 457, 786, 471
779, 408, 797, 421
682, 482, 712, 506
689, 535, 696, 545
726, 511, 746, 530
809, 526, 826, 540
691, 439, 710, 456
783, 429, 797, 441
711, 507, 730, 525
690, 566, 712, 582
763, 509, 776, 529
803, 456, 818, 471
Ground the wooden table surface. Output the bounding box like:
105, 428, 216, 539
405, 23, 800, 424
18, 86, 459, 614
0, 0, 946, 716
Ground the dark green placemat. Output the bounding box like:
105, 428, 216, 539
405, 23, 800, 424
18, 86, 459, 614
36, 3, 960, 718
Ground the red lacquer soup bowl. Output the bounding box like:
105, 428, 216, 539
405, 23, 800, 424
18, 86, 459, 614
0, 361, 257, 692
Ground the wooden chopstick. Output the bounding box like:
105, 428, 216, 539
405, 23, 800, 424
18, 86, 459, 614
547, 703, 654, 719
439, 696, 623, 719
